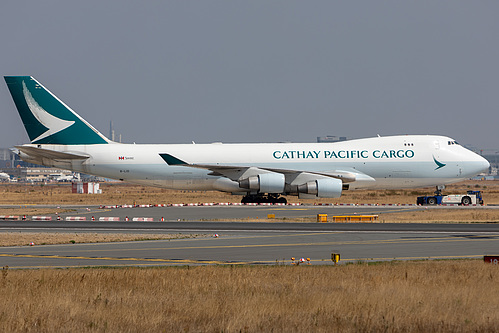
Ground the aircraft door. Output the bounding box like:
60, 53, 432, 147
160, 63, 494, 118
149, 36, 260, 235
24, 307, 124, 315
433, 140, 441, 159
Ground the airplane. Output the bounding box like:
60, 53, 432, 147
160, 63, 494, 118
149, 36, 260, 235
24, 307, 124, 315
4, 76, 490, 204
0, 172, 10, 181
49, 173, 80, 182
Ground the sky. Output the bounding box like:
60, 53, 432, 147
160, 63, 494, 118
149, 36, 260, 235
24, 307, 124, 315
1, 1, 498, 153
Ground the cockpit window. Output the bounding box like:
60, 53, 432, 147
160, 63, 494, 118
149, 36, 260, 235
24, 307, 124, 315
447, 140, 459, 145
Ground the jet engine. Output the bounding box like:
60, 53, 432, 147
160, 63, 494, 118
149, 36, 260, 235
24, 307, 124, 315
297, 178, 342, 198
239, 173, 285, 193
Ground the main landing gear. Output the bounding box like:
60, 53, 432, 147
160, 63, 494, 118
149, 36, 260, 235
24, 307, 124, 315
241, 194, 287, 204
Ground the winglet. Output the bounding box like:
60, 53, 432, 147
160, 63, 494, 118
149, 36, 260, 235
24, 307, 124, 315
159, 153, 188, 165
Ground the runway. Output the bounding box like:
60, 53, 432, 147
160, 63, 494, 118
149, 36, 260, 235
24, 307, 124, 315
1, 228, 498, 268
2, 220, 499, 233
1, 205, 498, 268
1, 223, 499, 268
2, 203, 497, 222
3, 204, 420, 221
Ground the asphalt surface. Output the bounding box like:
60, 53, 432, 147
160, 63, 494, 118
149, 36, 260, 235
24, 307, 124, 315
1, 220, 499, 233
1, 228, 498, 268
1, 205, 498, 268
3, 203, 497, 222
4, 204, 419, 221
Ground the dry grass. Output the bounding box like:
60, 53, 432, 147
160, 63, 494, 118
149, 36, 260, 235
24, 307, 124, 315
1, 181, 499, 224
0, 183, 237, 206
2, 208, 499, 225
1, 183, 498, 331
380, 209, 499, 223
0, 261, 498, 332
0, 180, 498, 206
0, 208, 73, 216
0, 232, 201, 247
197, 209, 499, 223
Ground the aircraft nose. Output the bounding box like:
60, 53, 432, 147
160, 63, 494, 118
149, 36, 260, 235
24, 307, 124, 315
479, 156, 490, 173
471, 154, 490, 175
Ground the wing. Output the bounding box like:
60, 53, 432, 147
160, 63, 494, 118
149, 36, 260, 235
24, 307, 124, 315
159, 153, 375, 190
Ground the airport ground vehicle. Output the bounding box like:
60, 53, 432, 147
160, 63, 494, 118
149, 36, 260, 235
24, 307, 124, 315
417, 189, 483, 205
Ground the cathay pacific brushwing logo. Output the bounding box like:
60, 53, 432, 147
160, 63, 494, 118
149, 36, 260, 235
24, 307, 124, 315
433, 156, 446, 170
22, 81, 75, 142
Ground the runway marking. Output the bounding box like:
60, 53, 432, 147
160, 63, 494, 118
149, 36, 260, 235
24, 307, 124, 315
146, 236, 499, 250
194, 232, 344, 241
240, 254, 486, 264
0, 253, 250, 265
5, 263, 207, 269
267, 208, 310, 211
0, 253, 485, 269
66, 209, 110, 215
49, 234, 499, 253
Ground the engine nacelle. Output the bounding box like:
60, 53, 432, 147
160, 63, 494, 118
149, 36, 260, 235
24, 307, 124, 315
297, 178, 342, 198
239, 173, 285, 193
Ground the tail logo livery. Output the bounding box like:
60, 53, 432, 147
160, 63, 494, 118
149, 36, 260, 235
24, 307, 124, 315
4, 76, 108, 145
22, 81, 75, 142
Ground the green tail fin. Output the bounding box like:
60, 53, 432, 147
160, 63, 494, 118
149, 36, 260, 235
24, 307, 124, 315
4, 76, 109, 145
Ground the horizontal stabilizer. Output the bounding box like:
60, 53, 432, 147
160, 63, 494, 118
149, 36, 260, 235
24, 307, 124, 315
16, 145, 89, 160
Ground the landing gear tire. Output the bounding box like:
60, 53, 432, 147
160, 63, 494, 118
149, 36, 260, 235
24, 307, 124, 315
241, 194, 287, 205
277, 197, 287, 204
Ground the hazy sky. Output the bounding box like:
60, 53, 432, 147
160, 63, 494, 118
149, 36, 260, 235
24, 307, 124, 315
1, 1, 498, 152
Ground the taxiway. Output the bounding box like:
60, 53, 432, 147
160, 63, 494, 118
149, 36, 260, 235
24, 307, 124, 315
1, 205, 498, 268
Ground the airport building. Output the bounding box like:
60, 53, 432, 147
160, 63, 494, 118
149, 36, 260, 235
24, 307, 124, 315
0, 148, 33, 180
0, 148, 89, 182
481, 153, 499, 177
317, 135, 348, 143
0, 148, 23, 169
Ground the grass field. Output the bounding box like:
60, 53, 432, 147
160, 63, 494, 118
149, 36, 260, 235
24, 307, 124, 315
1, 181, 499, 331
1, 180, 499, 224
0, 232, 202, 247
1, 180, 498, 206
1, 261, 498, 332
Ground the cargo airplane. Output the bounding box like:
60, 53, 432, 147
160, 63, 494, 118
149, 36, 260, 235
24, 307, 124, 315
4, 76, 490, 204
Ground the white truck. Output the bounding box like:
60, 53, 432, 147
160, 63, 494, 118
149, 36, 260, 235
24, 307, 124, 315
440, 191, 483, 205
417, 188, 484, 205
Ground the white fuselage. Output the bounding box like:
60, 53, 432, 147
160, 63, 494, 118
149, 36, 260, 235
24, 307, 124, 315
23, 135, 489, 193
